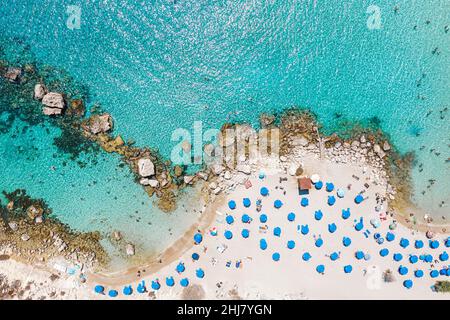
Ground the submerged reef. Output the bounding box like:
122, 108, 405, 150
0, 189, 108, 268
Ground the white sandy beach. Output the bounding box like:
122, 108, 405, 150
2, 147, 449, 300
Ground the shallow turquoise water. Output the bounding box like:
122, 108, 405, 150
0, 0, 449, 251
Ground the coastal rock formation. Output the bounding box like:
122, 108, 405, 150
137, 158, 155, 177
33, 83, 47, 100
86, 113, 112, 134
126, 244, 135, 256
42, 92, 65, 115
4, 67, 22, 83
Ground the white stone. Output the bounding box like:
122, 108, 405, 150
211, 164, 224, 175
8, 222, 18, 232
383, 141, 391, 151
236, 164, 251, 175
42, 92, 65, 109
213, 187, 222, 194
224, 171, 231, 180
4, 67, 22, 82
292, 135, 309, 147
148, 179, 159, 188
43, 107, 62, 116
184, 175, 195, 184
34, 83, 47, 100
126, 243, 135, 256
21, 234, 30, 241
137, 158, 155, 177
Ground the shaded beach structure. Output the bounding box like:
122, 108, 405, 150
226, 215, 235, 225
415, 240, 424, 249
123, 285, 133, 295
342, 208, 351, 220
166, 276, 175, 287
94, 285, 104, 294
386, 232, 396, 242
414, 270, 424, 278
241, 229, 250, 238
403, 280, 413, 289
196, 268, 205, 278
108, 289, 118, 298
300, 224, 309, 235
176, 262, 186, 273
400, 238, 410, 248
180, 278, 189, 287
343, 265, 353, 273
302, 252, 312, 261
316, 264, 325, 274
137, 281, 146, 293
193, 233, 203, 244
355, 251, 365, 260
274, 199, 283, 209
260, 238, 268, 250
379, 248, 389, 257
409, 254, 418, 264
151, 280, 160, 291
328, 223, 337, 233
260, 187, 269, 196
298, 177, 312, 195
287, 212, 296, 222
243, 198, 251, 208
228, 200, 236, 210
272, 252, 281, 261
273, 226, 282, 237
259, 214, 268, 223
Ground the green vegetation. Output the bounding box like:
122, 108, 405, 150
435, 281, 450, 293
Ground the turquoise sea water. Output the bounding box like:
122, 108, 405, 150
0, 0, 449, 261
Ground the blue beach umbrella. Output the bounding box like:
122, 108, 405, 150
274, 200, 283, 209
315, 181, 323, 190
194, 233, 203, 244
440, 268, 447, 276
192, 252, 200, 261
241, 229, 250, 238
315, 210, 323, 221
301, 225, 309, 235
94, 285, 104, 294
409, 255, 418, 264
273, 227, 281, 237
430, 270, 439, 278
226, 215, 234, 225
403, 280, 413, 289
151, 280, 160, 291
228, 200, 236, 210
355, 251, 364, 260
415, 240, 424, 249
343, 237, 352, 247
180, 278, 189, 287
302, 252, 312, 261
165, 277, 175, 287
393, 253, 403, 262
137, 282, 146, 293
327, 196, 336, 206
123, 286, 132, 295
330, 252, 339, 261
224, 230, 233, 240
328, 223, 337, 233
196, 268, 205, 279
414, 270, 424, 278
398, 266, 408, 276
386, 232, 395, 242
300, 197, 309, 207
439, 252, 449, 261
176, 262, 185, 273
108, 290, 118, 298
354, 194, 364, 204
259, 214, 267, 223
242, 214, 250, 223
447, 269, 450, 276
354, 218, 364, 231
260, 239, 268, 250
260, 187, 269, 196
316, 264, 325, 274
430, 240, 439, 249
287, 240, 296, 249
424, 254, 433, 263
287, 212, 296, 222
379, 248, 389, 257
315, 237, 324, 248
344, 265, 353, 274
445, 237, 450, 248
337, 188, 345, 198
272, 252, 280, 261
377, 237, 385, 245
325, 183, 334, 192
400, 238, 410, 248
342, 208, 351, 220
243, 198, 251, 208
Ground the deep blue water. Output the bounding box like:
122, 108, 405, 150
0, 0, 449, 261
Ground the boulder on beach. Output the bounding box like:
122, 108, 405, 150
126, 243, 135, 256
137, 158, 155, 177
33, 83, 47, 100
4, 67, 22, 83
43, 106, 63, 116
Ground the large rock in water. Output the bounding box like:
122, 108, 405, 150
4, 67, 22, 83
137, 158, 155, 177
33, 84, 47, 100
42, 92, 65, 115
87, 114, 112, 134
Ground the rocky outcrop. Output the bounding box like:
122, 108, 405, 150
137, 158, 155, 177
42, 92, 65, 115
4, 67, 22, 83
86, 114, 112, 134
33, 84, 47, 100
